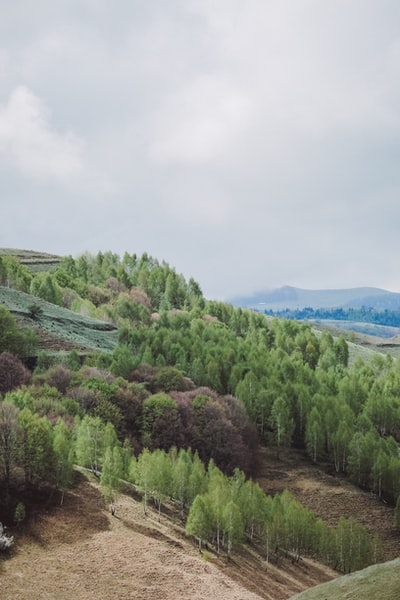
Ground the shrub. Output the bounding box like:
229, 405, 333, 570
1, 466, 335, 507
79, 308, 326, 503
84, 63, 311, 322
46, 365, 72, 394
0, 352, 31, 394
14, 502, 26, 526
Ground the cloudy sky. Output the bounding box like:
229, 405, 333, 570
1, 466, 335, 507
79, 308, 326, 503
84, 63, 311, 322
1, 1, 400, 299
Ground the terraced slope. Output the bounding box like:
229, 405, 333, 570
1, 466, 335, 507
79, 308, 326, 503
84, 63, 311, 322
0, 286, 118, 354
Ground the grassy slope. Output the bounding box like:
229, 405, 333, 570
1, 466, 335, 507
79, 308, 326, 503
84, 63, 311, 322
290, 557, 400, 600
0, 286, 118, 354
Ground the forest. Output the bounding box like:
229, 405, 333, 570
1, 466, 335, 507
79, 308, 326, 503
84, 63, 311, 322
1, 250, 400, 573
263, 305, 400, 328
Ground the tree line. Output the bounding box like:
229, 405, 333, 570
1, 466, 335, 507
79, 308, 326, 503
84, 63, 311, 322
263, 306, 400, 329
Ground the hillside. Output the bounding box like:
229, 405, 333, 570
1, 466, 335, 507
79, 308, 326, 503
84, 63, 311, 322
0, 468, 337, 600
290, 557, 400, 600
0, 285, 118, 354
3, 443, 399, 600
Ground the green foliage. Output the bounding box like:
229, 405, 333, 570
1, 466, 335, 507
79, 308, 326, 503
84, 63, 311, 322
268, 396, 295, 458
0, 255, 32, 292
110, 345, 138, 379
74, 415, 106, 472
17, 408, 56, 484
30, 272, 63, 305
14, 502, 26, 526
141, 393, 180, 450
28, 303, 43, 319
100, 445, 124, 504
152, 366, 187, 392
0, 306, 37, 357
53, 418, 74, 501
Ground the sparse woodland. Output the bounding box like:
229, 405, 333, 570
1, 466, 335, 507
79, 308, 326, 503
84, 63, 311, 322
1, 250, 400, 574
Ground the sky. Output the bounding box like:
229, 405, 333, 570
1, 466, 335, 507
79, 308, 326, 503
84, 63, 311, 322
1, 1, 400, 300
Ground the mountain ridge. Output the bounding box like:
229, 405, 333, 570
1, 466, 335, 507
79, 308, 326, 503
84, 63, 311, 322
231, 285, 400, 311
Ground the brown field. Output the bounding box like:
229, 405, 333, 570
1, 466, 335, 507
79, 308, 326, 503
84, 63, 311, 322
4, 445, 398, 600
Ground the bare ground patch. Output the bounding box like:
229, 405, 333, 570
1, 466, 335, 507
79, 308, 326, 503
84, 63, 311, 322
256, 447, 400, 561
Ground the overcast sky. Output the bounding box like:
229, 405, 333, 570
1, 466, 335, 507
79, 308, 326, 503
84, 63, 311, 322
1, 1, 400, 299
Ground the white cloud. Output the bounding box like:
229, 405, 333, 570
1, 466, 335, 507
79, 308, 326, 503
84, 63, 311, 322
0, 86, 83, 183
149, 75, 252, 165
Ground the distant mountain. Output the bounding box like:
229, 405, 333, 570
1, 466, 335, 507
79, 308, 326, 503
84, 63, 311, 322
231, 286, 400, 312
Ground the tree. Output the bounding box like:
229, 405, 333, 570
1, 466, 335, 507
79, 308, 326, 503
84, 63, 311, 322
333, 517, 377, 573
100, 445, 124, 510
268, 396, 294, 458
207, 467, 229, 554
53, 418, 74, 504
0, 352, 31, 394
1, 255, 31, 291
141, 393, 182, 450
74, 415, 105, 473
136, 448, 153, 515
305, 406, 324, 463
0, 401, 19, 493
30, 272, 63, 305
240, 479, 268, 543
347, 431, 378, 488
110, 345, 137, 379
187, 451, 206, 505
148, 448, 172, 519
259, 494, 275, 563
185, 494, 214, 550
17, 408, 55, 484
331, 418, 353, 473
222, 500, 244, 558
171, 448, 192, 516
14, 502, 26, 526
334, 336, 349, 368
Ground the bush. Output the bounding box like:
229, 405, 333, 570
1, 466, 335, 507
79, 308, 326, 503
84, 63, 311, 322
0, 352, 31, 394
14, 502, 26, 526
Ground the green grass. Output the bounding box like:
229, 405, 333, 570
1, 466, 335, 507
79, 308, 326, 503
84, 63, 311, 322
290, 557, 400, 600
